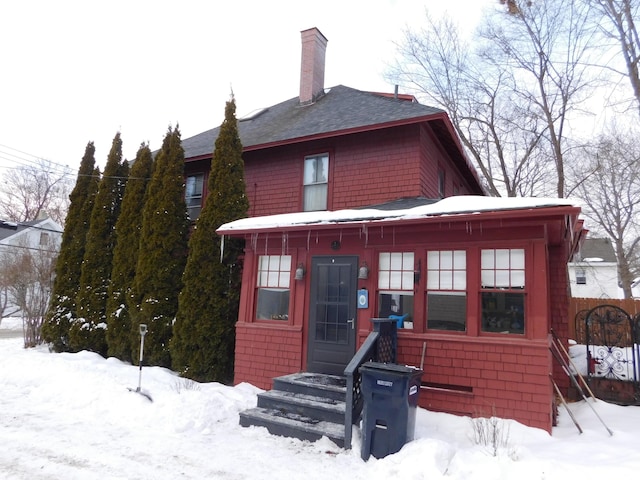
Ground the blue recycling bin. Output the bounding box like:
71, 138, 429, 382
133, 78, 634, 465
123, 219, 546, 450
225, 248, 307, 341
359, 361, 423, 460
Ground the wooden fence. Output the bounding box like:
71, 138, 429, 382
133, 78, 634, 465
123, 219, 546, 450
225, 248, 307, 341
569, 297, 640, 342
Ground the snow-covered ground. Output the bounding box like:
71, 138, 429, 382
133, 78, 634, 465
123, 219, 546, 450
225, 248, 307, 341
1, 316, 639, 479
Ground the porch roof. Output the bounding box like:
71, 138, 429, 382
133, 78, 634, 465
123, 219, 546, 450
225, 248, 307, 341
217, 195, 582, 237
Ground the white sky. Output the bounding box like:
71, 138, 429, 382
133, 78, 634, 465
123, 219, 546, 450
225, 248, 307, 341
0, 0, 496, 172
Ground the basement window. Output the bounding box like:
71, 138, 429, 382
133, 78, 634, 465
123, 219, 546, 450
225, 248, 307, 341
255, 255, 291, 321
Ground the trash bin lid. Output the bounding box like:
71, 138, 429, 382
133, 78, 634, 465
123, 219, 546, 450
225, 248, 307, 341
359, 361, 422, 375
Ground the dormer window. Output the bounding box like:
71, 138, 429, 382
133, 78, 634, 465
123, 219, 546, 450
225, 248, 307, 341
303, 153, 329, 211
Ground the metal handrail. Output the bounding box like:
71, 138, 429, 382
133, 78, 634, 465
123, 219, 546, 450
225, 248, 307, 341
343, 331, 378, 450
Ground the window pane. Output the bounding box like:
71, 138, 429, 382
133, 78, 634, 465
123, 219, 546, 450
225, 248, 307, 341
390, 253, 403, 270
427, 292, 466, 331
481, 292, 525, 334
427, 251, 439, 270
256, 288, 290, 320
379, 253, 391, 270
279, 272, 290, 289
511, 270, 525, 288
427, 272, 439, 290
440, 251, 452, 269
280, 255, 291, 271
481, 249, 494, 269
378, 291, 414, 329
495, 270, 510, 288
453, 271, 466, 290
511, 249, 525, 269
453, 250, 466, 269
304, 184, 327, 211
401, 271, 413, 290
495, 249, 511, 269
378, 271, 390, 290
440, 271, 453, 290
481, 270, 494, 288
390, 271, 402, 289
402, 253, 414, 270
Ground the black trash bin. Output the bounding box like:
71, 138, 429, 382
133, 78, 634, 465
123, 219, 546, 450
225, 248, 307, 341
359, 361, 423, 460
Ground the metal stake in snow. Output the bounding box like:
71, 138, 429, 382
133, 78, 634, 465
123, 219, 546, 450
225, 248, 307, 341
129, 323, 152, 402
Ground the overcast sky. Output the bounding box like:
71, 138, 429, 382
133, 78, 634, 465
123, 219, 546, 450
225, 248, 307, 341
0, 0, 495, 173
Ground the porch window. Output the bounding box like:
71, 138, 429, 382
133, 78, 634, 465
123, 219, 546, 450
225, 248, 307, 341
481, 248, 525, 334
256, 255, 291, 320
378, 252, 414, 329
303, 153, 329, 211
185, 173, 204, 219
426, 250, 467, 332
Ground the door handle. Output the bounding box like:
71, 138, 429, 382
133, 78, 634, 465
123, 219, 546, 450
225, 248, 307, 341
347, 318, 355, 330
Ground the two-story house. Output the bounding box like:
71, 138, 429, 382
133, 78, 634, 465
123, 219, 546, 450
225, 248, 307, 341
568, 237, 621, 299
182, 28, 584, 435
0, 215, 63, 317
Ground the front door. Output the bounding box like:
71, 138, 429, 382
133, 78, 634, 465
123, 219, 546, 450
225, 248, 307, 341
307, 255, 358, 375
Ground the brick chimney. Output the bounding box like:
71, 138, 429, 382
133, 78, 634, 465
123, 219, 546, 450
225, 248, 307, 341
299, 28, 328, 105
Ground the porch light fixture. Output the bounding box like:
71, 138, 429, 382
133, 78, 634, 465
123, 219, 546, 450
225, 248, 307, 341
358, 262, 369, 279
294, 263, 306, 281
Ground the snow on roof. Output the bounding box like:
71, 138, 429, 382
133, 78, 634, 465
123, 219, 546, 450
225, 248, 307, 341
218, 195, 581, 234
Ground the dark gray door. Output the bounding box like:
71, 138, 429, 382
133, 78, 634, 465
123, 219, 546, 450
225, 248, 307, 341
307, 256, 358, 375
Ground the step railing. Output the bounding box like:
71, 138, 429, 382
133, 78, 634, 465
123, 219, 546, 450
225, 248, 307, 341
343, 318, 397, 450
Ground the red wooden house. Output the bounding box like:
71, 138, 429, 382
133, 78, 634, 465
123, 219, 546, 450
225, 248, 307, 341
182, 28, 583, 441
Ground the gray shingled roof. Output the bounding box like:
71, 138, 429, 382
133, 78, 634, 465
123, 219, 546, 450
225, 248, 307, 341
579, 237, 617, 262
0, 219, 40, 242
182, 85, 444, 159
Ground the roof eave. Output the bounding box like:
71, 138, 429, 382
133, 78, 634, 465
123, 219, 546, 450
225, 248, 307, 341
218, 204, 582, 239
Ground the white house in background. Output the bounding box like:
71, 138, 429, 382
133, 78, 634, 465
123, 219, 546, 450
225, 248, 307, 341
0, 215, 63, 317
568, 237, 620, 299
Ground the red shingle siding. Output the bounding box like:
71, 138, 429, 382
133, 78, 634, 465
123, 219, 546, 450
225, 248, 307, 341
397, 337, 553, 432
240, 124, 478, 217
234, 324, 303, 390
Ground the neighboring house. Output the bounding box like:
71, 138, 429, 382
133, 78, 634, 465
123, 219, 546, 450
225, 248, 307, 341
568, 237, 620, 299
0, 215, 63, 317
182, 28, 585, 434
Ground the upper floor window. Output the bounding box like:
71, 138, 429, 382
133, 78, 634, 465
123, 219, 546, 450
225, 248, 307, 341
185, 174, 204, 219
576, 268, 587, 285
39, 232, 50, 246
303, 154, 329, 211
426, 250, 467, 332
481, 248, 525, 334
378, 252, 415, 329
256, 255, 291, 321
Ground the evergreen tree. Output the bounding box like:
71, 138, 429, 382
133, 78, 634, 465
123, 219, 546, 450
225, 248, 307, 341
131, 126, 189, 368
42, 143, 99, 352
70, 133, 128, 355
172, 97, 249, 383
106, 144, 154, 362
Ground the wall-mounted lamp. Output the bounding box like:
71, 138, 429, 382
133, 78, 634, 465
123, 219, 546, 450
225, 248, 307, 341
294, 263, 306, 281
358, 262, 369, 280
414, 259, 422, 285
